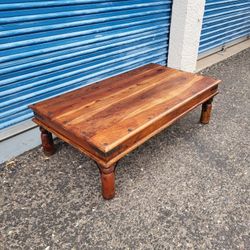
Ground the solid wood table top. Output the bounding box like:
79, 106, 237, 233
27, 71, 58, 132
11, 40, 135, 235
30, 64, 220, 154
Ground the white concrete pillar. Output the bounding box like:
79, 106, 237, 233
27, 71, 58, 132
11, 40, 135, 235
168, 0, 206, 72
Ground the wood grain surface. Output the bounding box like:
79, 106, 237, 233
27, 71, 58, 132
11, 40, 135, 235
30, 63, 221, 165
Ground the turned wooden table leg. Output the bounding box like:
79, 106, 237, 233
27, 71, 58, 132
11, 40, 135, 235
97, 163, 117, 200
200, 98, 213, 124
40, 127, 55, 156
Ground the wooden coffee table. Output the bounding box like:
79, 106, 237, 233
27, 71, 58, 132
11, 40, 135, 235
29, 64, 221, 199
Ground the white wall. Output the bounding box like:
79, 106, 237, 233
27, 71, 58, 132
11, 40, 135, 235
168, 0, 206, 72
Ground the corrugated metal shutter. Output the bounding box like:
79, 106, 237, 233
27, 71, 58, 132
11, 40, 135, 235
0, 0, 172, 130
199, 0, 250, 56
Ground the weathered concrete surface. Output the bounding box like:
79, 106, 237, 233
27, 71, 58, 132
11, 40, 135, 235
1, 49, 249, 250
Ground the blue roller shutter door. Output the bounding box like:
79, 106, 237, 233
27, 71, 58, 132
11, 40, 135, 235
199, 0, 250, 56
0, 0, 172, 130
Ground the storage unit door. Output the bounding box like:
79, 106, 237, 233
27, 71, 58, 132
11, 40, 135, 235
0, 0, 172, 130
199, 0, 250, 57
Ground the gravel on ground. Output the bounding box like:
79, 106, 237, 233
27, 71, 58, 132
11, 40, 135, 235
1, 49, 249, 250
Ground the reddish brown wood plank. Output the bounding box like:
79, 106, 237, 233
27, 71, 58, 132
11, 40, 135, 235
30, 64, 163, 117
90, 78, 218, 151
30, 64, 221, 158
54, 67, 177, 123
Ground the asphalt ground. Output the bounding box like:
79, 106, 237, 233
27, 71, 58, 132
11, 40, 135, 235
1, 48, 249, 249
